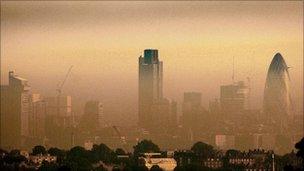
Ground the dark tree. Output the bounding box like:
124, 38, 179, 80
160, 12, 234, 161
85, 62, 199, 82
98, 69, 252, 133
150, 165, 164, 171
0, 149, 8, 155
65, 146, 92, 170
90, 143, 116, 163
115, 148, 126, 155
225, 149, 241, 157
48, 147, 65, 156
57, 165, 72, 171
32, 145, 47, 155
133, 140, 160, 156
130, 165, 149, 171
48, 147, 66, 163
38, 160, 58, 171
295, 138, 304, 160
283, 164, 294, 171
9, 149, 20, 156
67, 146, 89, 159
191, 142, 215, 159
3, 150, 27, 165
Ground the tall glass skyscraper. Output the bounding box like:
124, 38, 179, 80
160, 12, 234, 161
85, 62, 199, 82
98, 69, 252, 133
263, 53, 293, 132
138, 49, 163, 130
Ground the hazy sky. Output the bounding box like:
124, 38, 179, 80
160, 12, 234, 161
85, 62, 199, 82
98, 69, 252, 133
1, 1, 303, 125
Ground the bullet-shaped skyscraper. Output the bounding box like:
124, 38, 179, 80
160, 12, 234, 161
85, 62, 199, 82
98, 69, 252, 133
138, 49, 163, 130
263, 53, 293, 132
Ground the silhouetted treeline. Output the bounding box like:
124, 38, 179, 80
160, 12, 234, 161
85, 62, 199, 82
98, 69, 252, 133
0, 138, 303, 171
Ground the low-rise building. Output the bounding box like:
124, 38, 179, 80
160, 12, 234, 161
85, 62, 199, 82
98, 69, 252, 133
29, 154, 57, 165
203, 158, 223, 169
139, 153, 177, 171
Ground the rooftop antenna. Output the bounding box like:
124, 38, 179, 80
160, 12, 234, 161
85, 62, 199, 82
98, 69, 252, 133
232, 56, 235, 84
247, 77, 251, 110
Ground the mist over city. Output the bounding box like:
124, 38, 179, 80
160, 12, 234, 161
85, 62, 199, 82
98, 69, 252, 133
0, 1, 303, 171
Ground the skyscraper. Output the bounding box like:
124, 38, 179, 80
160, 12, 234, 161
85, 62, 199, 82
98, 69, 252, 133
80, 101, 104, 133
44, 95, 72, 148
182, 92, 202, 129
220, 81, 249, 116
45, 96, 72, 128
29, 94, 47, 145
263, 53, 293, 132
138, 49, 163, 130
0, 71, 31, 149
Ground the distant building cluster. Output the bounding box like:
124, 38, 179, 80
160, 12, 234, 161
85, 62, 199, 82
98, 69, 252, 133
0, 50, 302, 156
0, 72, 104, 150
137, 50, 301, 155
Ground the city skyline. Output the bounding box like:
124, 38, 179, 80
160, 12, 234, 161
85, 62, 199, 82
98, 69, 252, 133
0, 2, 303, 170
1, 1, 303, 126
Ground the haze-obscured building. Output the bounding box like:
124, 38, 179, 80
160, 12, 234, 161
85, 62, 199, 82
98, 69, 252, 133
220, 81, 249, 118
44, 96, 72, 128
215, 134, 235, 150
0, 71, 31, 150
44, 95, 72, 148
138, 49, 163, 130
182, 92, 202, 129
80, 100, 104, 133
150, 98, 177, 133
263, 53, 293, 133
252, 133, 275, 150
28, 93, 47, 145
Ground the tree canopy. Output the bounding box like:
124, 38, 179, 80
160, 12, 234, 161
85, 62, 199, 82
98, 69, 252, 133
133, 140, 160, 156
295, 137, 304, 166
191, 141, 215, 158
115, 148, 126, 155
32, 145, 47, 155
90, 143, 116, 163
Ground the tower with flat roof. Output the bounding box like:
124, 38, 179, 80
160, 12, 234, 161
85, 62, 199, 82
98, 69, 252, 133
138, 49, 163, 130
0, 71, 31, 150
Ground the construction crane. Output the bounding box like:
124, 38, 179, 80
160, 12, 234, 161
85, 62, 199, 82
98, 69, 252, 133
112, 126, 128, 152
56, 65, 73, 126
56, 65, 74, 95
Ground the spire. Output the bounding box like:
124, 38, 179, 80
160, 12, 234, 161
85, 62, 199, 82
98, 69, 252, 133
232, 56, 235, 83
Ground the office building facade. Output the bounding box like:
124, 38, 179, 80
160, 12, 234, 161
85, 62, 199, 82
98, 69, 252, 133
138, 49, 163, 130
0, 71, 31, 150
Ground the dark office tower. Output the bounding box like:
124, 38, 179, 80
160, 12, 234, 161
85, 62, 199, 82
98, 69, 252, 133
263, 53, 293, 132
138, 49, 163, 130
0, 71, 30, 150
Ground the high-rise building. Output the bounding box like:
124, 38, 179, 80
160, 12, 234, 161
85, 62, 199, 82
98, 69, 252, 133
215, 135, 235, 150
263, 53, 293, 132
80, 101, 104, 133
169, 100, 178, 129
138, 49, 163, 130
44, 95, 72, 148
220, 81, 249, 116
45, 96, 72, 128
150, 98, 177, 133
182, 92, 202, 129
28, 94, 47, 144
0, 71, 31, 150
